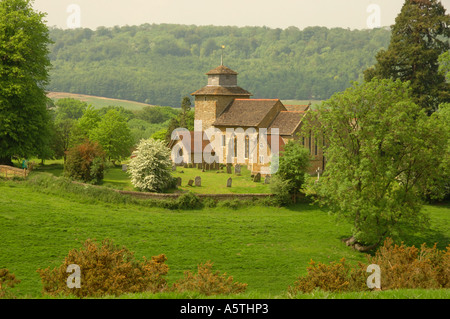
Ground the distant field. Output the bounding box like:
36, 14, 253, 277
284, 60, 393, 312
47, 92, 159, 111
47, 93, 318, 111
282, 100, 323, 108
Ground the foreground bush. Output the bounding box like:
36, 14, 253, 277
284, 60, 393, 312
37, 239, 168, 298
289, 238, 450, 294
366, 238, 450, 289
171, 261, 248, 296
0, 269, 21, 298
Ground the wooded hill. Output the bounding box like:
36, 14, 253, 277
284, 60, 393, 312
47, 24, 391, 107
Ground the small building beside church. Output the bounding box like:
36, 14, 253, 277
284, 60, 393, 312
169, 64, 325, 175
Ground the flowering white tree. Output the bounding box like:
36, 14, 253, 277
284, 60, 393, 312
128, 139, 174, 192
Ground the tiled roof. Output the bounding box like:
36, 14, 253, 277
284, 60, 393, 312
206, 65, 238, 75
213, 99, 281, 127
191, 85, 252, 96
268, 111, 305, 136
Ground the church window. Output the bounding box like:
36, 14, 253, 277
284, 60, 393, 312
245, 136, 249, 159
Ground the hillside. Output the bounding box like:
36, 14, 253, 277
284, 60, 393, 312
47, 24, 391, 107
47, 92, 157, 110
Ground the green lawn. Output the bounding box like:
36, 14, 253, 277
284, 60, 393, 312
32, 161, 272, 194
170, 165, 271, 194
0, 178, 449, 299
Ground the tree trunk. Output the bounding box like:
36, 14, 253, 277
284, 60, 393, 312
342, 235, 380, 252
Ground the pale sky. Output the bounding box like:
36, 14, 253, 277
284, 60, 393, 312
31, 0, 449, 31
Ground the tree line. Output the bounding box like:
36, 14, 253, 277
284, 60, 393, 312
47, 24, 391, 107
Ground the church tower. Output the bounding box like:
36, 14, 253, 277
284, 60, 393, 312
191, 64, 252, 130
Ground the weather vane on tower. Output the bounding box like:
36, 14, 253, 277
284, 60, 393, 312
221, 45, 225, 65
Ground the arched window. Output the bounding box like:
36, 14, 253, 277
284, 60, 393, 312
245, 135, 249, 159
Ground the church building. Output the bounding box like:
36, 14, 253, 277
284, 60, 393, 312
169, 63, 325, 175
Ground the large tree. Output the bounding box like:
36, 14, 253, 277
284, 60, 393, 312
0, 0, 52, 165
364, 0, 450, 114
89, 109, 134, 163
305, 79, 448, 251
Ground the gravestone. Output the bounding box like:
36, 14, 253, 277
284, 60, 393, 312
198, 163, 202, 169
183, 163, 188, 168
172, 164, 177, 171
176, 177, 182, 187
253, 173, 261, 182
226, 164, 232, 174
264, 175, 271, 184
188, 179, 194, 186
234, 164, 241, 175
227, 178, 232, 187
122, 164, 127, 172
195, 176, 201, 187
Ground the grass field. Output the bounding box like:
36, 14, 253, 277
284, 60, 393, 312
47, 92, 159, 111
32, 160, 272, 194
0, 176, 449, 299
282, 100, 323, 109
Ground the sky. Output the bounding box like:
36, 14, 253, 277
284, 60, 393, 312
31, 0, 449, 31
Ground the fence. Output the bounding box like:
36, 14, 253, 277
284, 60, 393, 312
0, 165, 28, 179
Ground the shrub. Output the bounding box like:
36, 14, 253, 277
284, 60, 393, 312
289, 238, 450, 295
0, 269, 21, 299
289, 258, 364, 294
175, 192, 203, 209
271, 140, 310, 203
365, 238, 449, 289
217, 199, 242, 210
269, 174, 294, 206
64, 140, 105, 184
171, 261, 247, 296
128, 138, 173, 192
37, 239, 168, 298
201, 197, 217, 208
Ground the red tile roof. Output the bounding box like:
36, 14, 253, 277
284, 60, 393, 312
268, 111, 306, 136
213, 99, 282, 127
